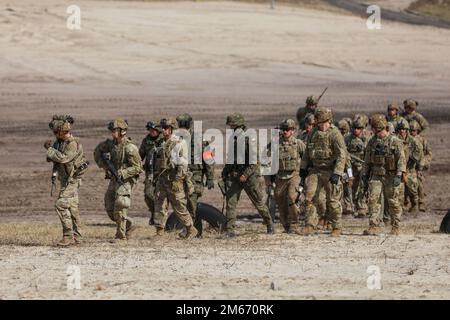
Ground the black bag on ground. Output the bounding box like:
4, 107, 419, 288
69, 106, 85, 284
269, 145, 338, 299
440, 210, 450, 233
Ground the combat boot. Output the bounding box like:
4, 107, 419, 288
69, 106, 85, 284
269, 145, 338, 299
183, 225, 198, 240
390, 227, 400, 236
330, 228, 341, 237
317, 219, 326, 230
363, 226, 381, 236
267, 224, 275, 235
73, 236, 83, 245
419, 203, 426, 212
221, 230, 236, 239
126, 221, 137, 239
290, 224, 303, 235
409, 204, 419, 215
155, 226, 165, 236
109, 237, 127, 244
57, 237, 74, 247
302, 225, 315, 236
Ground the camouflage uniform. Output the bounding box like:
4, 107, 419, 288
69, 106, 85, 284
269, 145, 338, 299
152, 118, 197, 238
222, 113, 274, 236
401, 100, 429, 134
176, 114, 215, 226
94, 119, 143, 240
386, 102, 405, 134
362, 115, 406, 234
139, 121, 164, 223
296, 96, 318, 130
301, 107, 347, 235
344, 119, 369, 216
337, 120, 350, 137
410, 120, 432, 211
396, 120, 424, 213
272, 119, 305, 233
46, 115, 88, 245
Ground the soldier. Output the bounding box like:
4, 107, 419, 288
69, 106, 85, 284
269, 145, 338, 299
300, 107, 347, 237
139, 121, 164, 225
94, 119, 143, 242
361, 114, 406, 236
176, 113, 215, 233
409, 120, 432, 212
386, 102, 404, 134
297, 114, 315, 142
296, 96, 319, 129
402, 100, 429, 134
337, 119, 350, 137
222, 113, 274, 237
344, 117, 369, 217
152, 118, 198, 239
45, 115, 88, 246
395, 119, 424, 214
272, 119, 305, 234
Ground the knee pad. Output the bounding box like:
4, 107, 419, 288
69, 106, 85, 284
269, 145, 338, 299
115, 195, 131, 210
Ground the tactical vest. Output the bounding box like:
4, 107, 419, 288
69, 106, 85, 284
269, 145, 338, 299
55, 137, 88, 179
307, 127, 335, 169
154, 139, 177, 174
347, 134, 366, 169
368, 135, 398, 176
279, 138, 300, 172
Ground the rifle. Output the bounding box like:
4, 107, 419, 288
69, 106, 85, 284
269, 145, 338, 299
217, 179, 227, 215
342, 172, 355, 214
317, 87, 328, 104
101, 153, 123, 184
50, 163, 57, 196
349, 153, 365, 165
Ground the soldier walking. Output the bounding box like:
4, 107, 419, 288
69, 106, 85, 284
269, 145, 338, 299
45, 115, 88, 246
300, 107, 347, 237
221, 113, 275, 237
94, 119, 143, 242
362, 115, 406, 236
152, 118, 198, 239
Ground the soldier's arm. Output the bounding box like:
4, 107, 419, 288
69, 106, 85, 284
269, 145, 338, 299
423, 137, 432, 168
411, 138, 424, 169
139, 138, 147, 161
93, 140, 111, 169
120, 144, 143, 180
332, 130, 346, 175
300, 142, 310, 170
394, 139, 407, 175
419, 114, 429, 134
361, 139, 372, 177
47, 140, 78, 164
297, 139, 306, 159
242, 136, 259, 178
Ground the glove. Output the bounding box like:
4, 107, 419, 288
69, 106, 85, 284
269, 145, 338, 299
300, 169, 308, 180
402, 172, 408, 184
393, 175, 402, 187
206, 179, 214, 190
44, 140, 53, 150
330, 173, 341, 185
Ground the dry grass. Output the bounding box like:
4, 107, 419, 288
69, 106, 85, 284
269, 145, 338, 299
409, 0, 450, 21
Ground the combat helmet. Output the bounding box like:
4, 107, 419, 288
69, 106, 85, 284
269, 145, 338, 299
145, 121, 158, 130
49, 115, 74, 132
314, 107, 332, 123
337, 119, 350, 134
396, 118, 410, 131
370, 114, 388, 131
387, 101, 399, 111
160, 117, 178, 129
409, 120, 421, 132
176, 113, 193, 129
226, 113, 245, 127
353, 114, 368, 128
306, 95, 319, 107
108, 118, 128, 131
279, 119, 297, 131
304, 114, 316, 126
404, 99, 418, 110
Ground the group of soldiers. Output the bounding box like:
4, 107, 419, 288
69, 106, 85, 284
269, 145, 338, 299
44, 95, 431, 246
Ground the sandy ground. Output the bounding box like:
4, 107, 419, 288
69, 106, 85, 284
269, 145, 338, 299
0, 0, 449, 299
